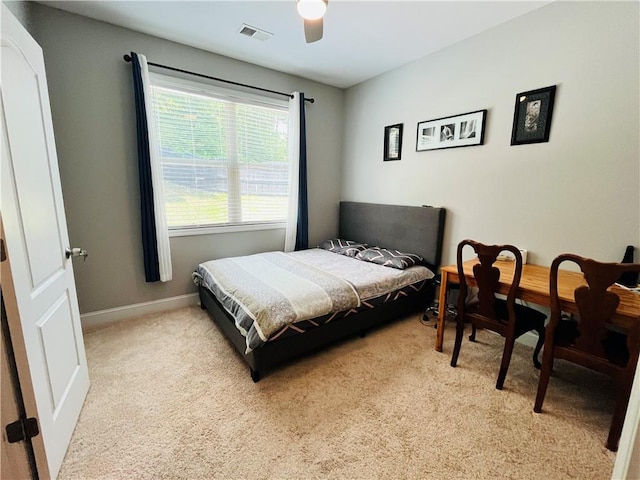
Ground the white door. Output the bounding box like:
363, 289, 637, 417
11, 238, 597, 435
1, 6, 89, 479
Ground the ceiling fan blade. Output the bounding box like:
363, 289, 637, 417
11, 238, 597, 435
304, 17, 323, 43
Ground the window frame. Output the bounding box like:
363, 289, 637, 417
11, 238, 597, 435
148, 72, 290, 237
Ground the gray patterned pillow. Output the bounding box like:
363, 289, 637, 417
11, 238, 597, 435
356, 247, 424, 270
318, 239, 367, 257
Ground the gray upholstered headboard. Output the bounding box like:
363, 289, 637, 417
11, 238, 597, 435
338, 202, 446, 271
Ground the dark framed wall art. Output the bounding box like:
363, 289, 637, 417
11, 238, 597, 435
416, 110, 487, 152
511, 85, 556, 145
384, 123, 403, 161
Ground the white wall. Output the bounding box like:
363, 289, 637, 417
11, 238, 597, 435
2, 1, 29, 27
342, 1, 640, 268
24, 1, 640, 314
28, 4, 344, 313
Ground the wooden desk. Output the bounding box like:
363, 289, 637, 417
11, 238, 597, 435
434, 260, 640, 352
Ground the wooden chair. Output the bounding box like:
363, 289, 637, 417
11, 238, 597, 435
450, 240, 546, 390
534, 254, 640, 451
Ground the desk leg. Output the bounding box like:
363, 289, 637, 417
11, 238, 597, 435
435, 270, 448, 352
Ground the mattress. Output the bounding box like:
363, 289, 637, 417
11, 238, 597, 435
194, 248, 435, 352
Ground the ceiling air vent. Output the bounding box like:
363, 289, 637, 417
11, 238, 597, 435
238, 24, 272, 42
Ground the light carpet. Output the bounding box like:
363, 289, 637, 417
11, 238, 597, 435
59, 306, 617, 479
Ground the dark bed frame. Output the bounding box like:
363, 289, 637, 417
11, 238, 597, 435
199, 201, 446, 381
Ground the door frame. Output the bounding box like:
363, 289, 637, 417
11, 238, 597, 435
2, 282, 37, 479
0, 218, 50, 479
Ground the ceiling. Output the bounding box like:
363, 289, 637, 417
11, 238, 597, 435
42, 1, 551, 89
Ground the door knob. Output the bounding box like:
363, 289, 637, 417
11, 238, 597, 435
65, 247, 88, 261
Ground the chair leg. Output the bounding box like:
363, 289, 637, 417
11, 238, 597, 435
606, 362, 638, 451
534, 344, 555, 413
469, 324, 477, 342
606, 401, 626, 452
496, 336, 516, 390
532, 326, 545, 369
450, 317, 465, 368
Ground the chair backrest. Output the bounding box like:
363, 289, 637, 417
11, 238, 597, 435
619, 245, 639, 288
456, 240, 523, 327
549, 253, 640, 364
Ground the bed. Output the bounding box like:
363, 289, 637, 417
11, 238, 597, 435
195, 201, 446, 381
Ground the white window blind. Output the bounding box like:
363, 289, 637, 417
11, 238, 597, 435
148, 74, 290, 232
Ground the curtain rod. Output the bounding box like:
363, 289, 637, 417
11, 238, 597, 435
123, 54, 314, 103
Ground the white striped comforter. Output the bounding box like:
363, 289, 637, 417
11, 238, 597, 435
194, 249, 434, 352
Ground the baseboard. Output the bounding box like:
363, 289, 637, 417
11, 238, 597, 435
80, 293, 199, 331
485, 330, 539, 349
516, 331, 540, 349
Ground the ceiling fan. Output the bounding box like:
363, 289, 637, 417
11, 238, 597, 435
297, 0, 328, 43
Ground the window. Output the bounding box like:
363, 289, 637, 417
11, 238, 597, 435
148, 74, 290, 235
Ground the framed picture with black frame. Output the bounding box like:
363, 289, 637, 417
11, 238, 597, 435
383, 123, 403, 161
510, 85, 556, 145
416, 110, 487, 152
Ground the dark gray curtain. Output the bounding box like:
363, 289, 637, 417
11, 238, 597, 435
130, 52, 160, 282
294, 93, 308, 251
